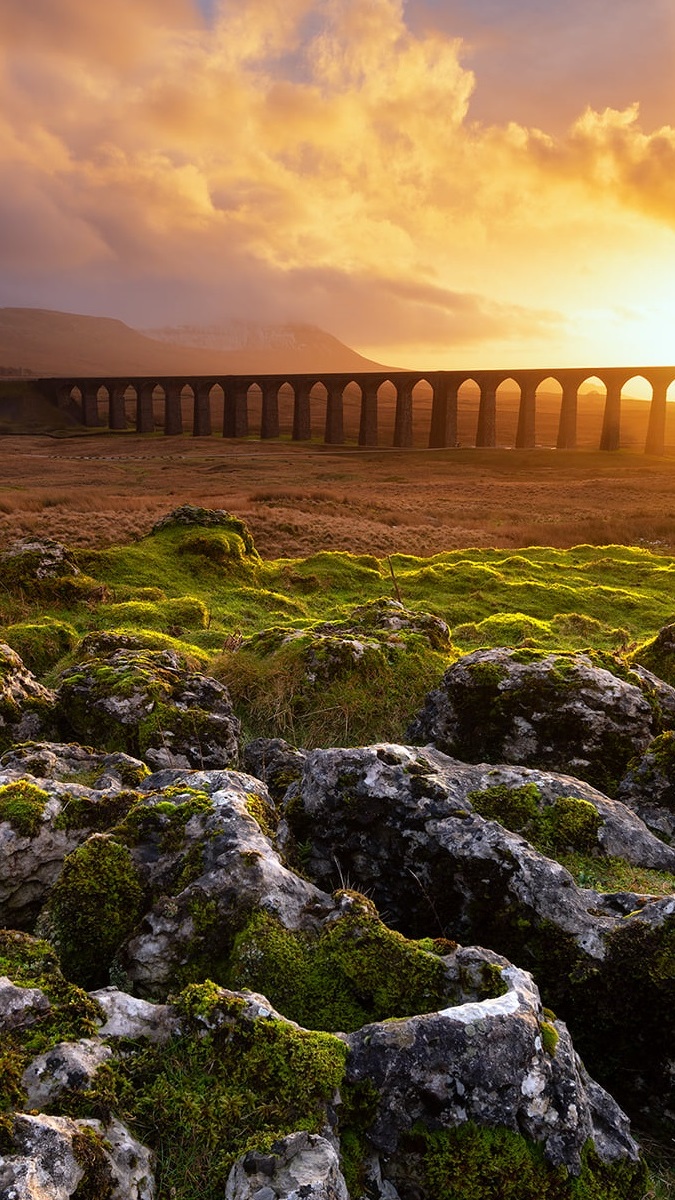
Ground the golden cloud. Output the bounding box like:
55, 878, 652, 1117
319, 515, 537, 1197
1, 0, 675, 364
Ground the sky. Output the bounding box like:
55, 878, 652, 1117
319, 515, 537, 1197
1, 0, 675, 369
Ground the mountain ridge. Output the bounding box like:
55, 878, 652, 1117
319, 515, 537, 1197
0, 307, 393, 376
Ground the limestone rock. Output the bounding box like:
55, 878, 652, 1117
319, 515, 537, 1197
21, 1039, 113, 1110
0, 741, 149, 788
225, 1133, 349, 1200
90, 986, 179, 1043
0, 772, 140, 929
408, 648, 663, 794
54, 648, 241, 769
0, 977, 50, 1030
344, 962, 639, 1175
618, 730, 675, 841
0, 537, 80, 582
0, 643, 56, 753
316, 597, 451, 652
0, 1113, 154, 1199
115, 769, 331, 997
279, 742, 675, 1116
244, 738, 307, 802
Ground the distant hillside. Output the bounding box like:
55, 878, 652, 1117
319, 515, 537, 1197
0, 308, 390, 377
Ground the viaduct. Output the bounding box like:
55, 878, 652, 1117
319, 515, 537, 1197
19, 365, 675, 454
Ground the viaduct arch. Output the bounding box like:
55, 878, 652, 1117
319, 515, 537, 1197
14, 366, 675, 454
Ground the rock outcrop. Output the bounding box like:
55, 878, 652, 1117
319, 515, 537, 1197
0, 643, 56, 753
276, 741, 675, 1116
54, 648, 241, 769
408, 648, 671, 794
0, 1113, 155, 1199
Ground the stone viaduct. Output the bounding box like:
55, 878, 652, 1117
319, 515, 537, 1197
22, 365, 675, 453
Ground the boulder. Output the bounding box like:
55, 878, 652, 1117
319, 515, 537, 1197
315, 597, 452, 652
243, 738, 307, 802
0, 977, 50, 1030
408, 648, 666, 794
21, 1038, 113, 1110
0, 643, 56, 753
89, 986, 179, 1044
279, 742, 675, 1117
54, 648, 241, 769
99, 769, 332, 997
150, 504, 258, 554
0, 537, 80, 582
0, 741, 149, 788
343, 962, 639, 1176
617, 730, 675, 841
224, 599, 449, 747
225, 1133, 349, 1200
0, 1113, 154, 1199
0, 772, 140, 929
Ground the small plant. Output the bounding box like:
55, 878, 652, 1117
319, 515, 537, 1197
0, 780, 49, 837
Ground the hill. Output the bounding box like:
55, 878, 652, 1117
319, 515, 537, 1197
0, 307, 390, 377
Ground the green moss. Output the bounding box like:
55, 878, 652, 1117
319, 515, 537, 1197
71, 1126, 116, 1200
469, 785, 602, 856
46, 835, 144, 988
69, 986, 346, 1200
0, 780, 49, 837
228, 894, 457, 1032
0, 930, 102, 1115
112, 787, 213, 854
540, 1020, 560, 1057
244, 792, 278, 840
466, 660, 508, 686
2, 617, 78, 675
53, 789, 140, 833
69, 628, 209, 671
390, 1125, 647, 1200
560, 853, 675, 896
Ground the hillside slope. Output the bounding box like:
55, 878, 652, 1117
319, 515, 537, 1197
0, 308, 391, 376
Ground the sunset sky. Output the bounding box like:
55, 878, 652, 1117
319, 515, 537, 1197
1, 0, 674, 369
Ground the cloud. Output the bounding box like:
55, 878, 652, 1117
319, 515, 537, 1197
0, 0, 674, 366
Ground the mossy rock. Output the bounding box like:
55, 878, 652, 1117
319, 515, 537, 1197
217, 624, 448, 749
150, 505, 258, 552
468, 784, 602, 856
0, 929, 102, 1114
0, 779, 49, 837
228, 892, 459, 1032
631, 623, 675, 687
0, 642, 57, 751
409, 649, 656, 796
54, 648, 240, 767
64, 983, 346, 1200
0, 538, 80, 587
42, 834, 144, 989
72, 629, 209, 671
2, 618, 78, 676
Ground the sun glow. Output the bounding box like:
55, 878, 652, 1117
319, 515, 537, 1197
1, 0, 675, 368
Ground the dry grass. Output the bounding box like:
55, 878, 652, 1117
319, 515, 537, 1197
2, 425, 675, 557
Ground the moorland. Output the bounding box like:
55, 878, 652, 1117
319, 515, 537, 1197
2, 432, 675, 1198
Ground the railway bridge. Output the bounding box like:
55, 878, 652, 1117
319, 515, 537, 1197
20, 365, 675, 453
